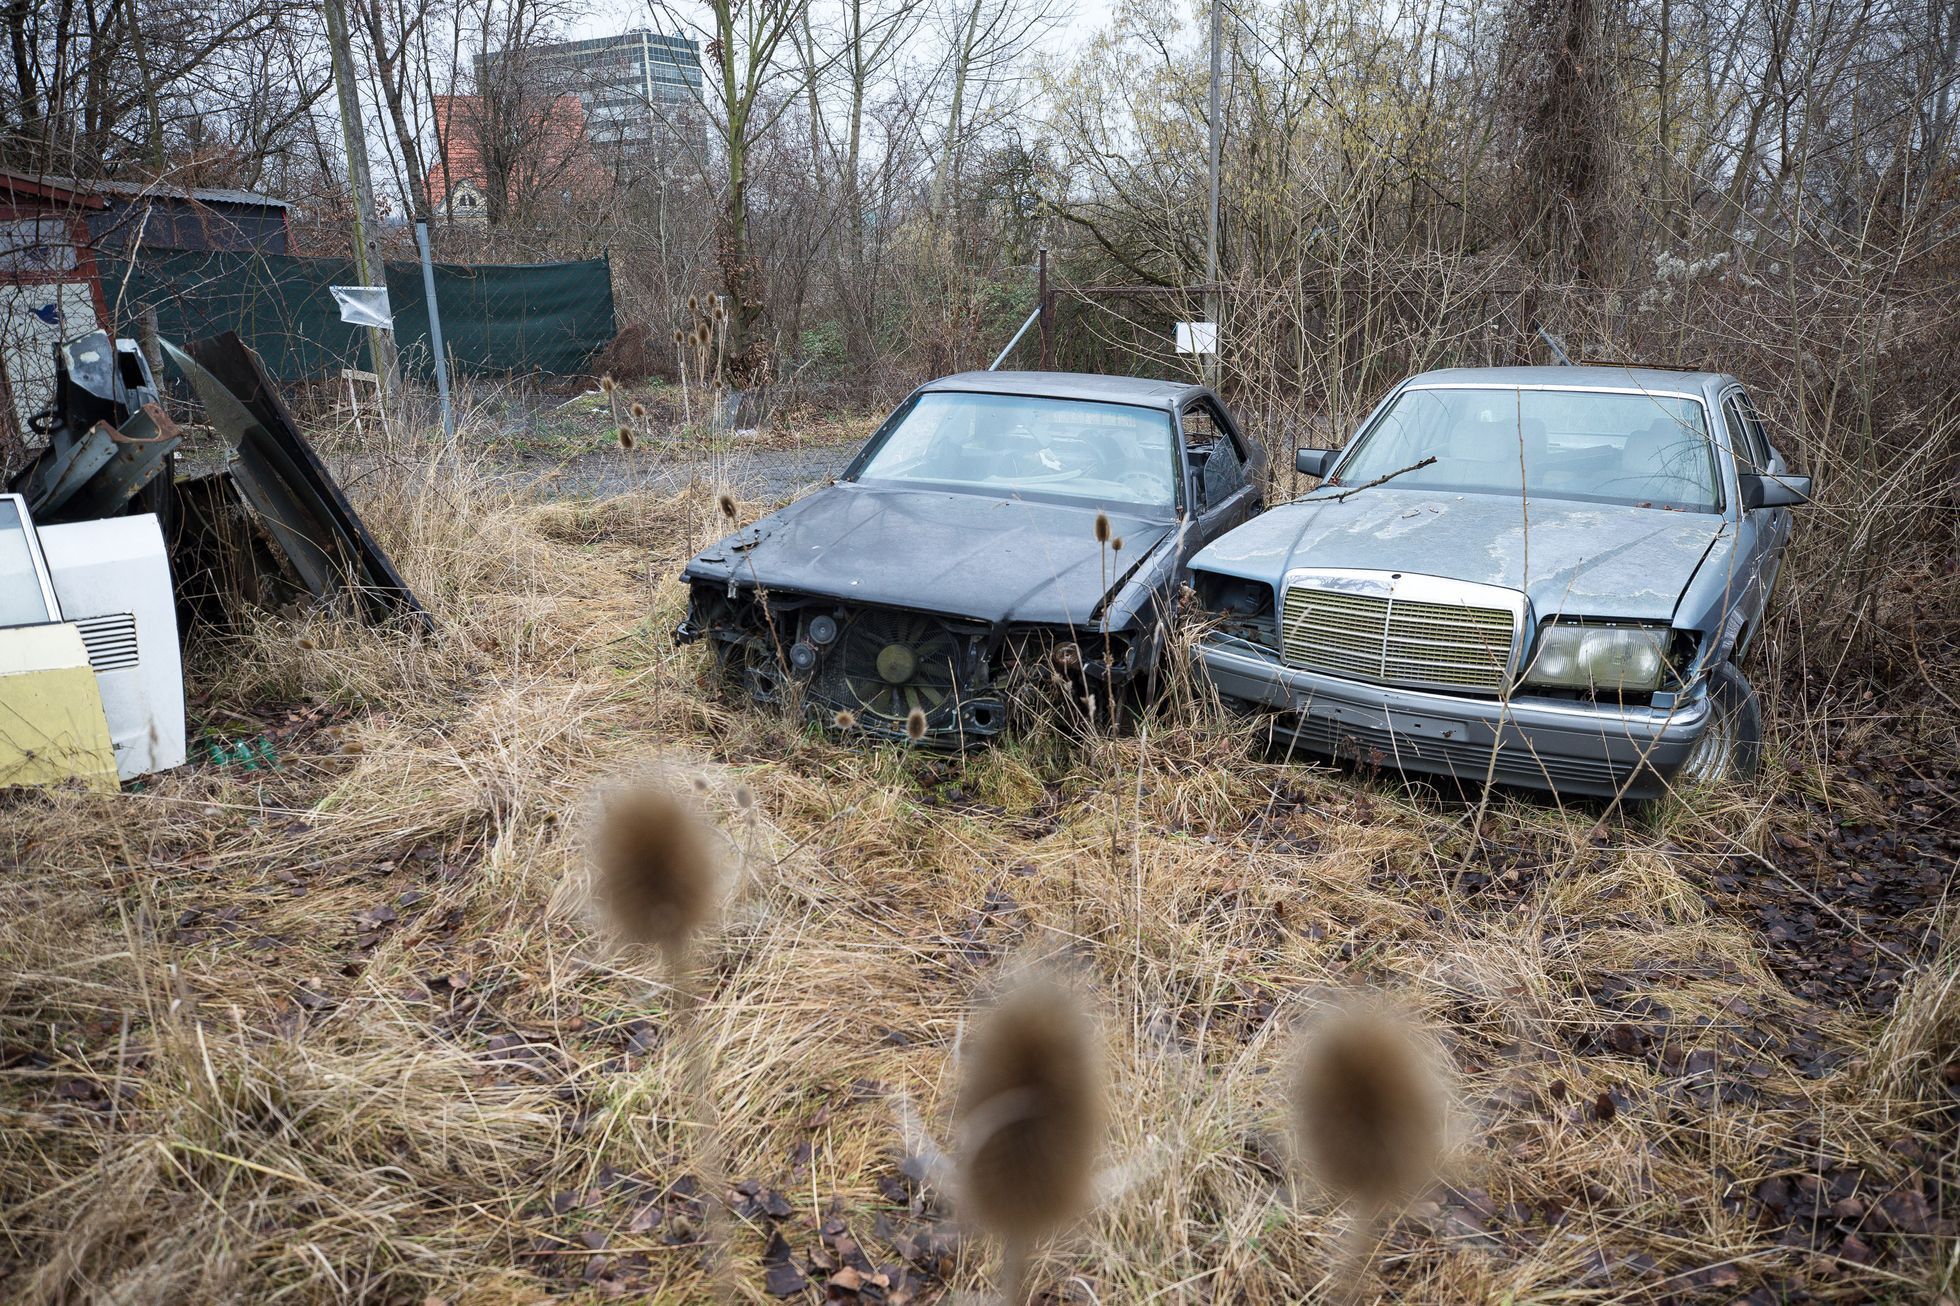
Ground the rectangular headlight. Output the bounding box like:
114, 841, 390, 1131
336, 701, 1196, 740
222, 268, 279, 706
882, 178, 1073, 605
1523, 624, 1668, 692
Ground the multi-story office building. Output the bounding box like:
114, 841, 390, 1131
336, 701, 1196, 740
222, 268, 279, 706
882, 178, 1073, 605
484, 30, 702, 154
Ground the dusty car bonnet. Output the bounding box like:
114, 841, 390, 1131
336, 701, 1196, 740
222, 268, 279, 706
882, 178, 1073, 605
1194, 486, 1728, 622
685, 482, 1175, 627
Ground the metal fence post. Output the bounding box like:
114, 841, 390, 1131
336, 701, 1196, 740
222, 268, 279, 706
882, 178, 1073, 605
415, 221, 456, 447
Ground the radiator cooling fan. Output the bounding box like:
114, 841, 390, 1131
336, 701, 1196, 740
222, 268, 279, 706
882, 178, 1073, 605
838, 610, 962, 723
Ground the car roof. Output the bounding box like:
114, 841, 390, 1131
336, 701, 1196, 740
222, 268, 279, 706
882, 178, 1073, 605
1402, 365, 1733, 396
919, 370, 1206, 410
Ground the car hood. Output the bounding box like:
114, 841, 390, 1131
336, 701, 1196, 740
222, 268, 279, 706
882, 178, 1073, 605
1192, 487, 1726, 622
683, 482, 1176, 627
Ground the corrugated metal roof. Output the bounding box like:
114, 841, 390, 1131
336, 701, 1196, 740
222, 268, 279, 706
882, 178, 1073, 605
31, 175, 293, 209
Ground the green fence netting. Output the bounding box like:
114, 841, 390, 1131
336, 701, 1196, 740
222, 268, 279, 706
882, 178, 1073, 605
101, 249, 616, 381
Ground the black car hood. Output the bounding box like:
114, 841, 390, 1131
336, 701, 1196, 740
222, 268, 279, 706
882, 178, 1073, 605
683, 482, 1175, 627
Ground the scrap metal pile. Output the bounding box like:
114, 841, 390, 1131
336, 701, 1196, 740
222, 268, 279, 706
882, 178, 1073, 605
10, 330, 428, 628
1, 330, 427, 792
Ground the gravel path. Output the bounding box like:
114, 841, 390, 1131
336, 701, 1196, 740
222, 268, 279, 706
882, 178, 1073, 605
482, 441, 858, 504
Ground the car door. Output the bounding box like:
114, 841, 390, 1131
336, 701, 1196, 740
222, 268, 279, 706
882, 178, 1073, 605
1177, 397, 1262, 562
1735, 390, 1798, 639
1719, 389, 1779, 656
1736, 391, 1795, 552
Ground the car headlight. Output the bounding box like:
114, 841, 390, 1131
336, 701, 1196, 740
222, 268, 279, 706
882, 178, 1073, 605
1523, 623, 1669, 692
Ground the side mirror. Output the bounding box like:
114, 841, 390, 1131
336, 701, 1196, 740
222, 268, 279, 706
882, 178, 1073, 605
1295, 448, 1336, 478
1739, 472, 1812, 509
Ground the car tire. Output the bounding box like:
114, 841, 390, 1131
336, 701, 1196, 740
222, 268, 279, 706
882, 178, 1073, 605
1681, 662, 1763, 785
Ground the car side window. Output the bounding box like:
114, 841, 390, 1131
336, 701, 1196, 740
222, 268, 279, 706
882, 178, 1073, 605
1738, 393, 1777, 467
1722, 393, 1770, 473
1183, 401, 1246, 509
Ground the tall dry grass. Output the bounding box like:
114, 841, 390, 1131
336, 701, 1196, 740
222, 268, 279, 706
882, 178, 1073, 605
0, 437, 1952, 1302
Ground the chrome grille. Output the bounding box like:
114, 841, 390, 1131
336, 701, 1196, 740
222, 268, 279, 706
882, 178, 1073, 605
1281, 580, 1517, 694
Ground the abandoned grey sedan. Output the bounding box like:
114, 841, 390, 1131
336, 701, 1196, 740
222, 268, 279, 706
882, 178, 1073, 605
677, 371, 1264, 743
1188, 366, 1809, 799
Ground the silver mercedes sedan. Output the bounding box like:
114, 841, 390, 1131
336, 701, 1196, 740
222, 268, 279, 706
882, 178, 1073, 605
1187, 366, 1811, 801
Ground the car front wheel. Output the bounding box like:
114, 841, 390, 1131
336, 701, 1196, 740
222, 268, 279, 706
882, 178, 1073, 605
1681, 662, 1763, 785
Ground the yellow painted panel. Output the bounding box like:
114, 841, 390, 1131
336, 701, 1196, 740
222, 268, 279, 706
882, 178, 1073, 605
0, 623, 119, 793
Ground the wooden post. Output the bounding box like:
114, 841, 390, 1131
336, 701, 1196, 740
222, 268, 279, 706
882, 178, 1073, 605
322, 0, 400, 404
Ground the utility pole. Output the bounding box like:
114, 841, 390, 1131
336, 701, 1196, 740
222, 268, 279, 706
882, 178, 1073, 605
1204, 0, 1223, 387
322, 0, 399, 403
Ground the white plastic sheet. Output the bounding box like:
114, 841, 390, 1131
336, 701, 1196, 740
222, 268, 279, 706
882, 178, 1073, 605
1175, 321, 1218, 355
330, 284, 394, 330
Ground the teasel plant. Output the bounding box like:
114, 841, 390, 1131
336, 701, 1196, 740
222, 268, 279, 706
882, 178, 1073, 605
600, 373, 621, 431
673, 294, 732, 432
1290, 998, 1451, 1304
589, 782, 735, 1289
887, 978, 1168, 1303
955, 981, 1106, 1305
1089, 509, 1121, 733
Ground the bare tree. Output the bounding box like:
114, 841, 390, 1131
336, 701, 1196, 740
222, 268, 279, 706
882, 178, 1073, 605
0, 0, 327, 179
654, 0, 817, 391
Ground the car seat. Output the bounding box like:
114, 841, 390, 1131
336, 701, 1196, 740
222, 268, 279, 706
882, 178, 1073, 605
1614, 419, 1709, 507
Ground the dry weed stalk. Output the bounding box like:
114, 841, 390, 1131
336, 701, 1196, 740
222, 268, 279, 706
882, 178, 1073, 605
956, 982, 1105, 1305
1292, 1000, 1450, 1304
591, 783, 732, 1284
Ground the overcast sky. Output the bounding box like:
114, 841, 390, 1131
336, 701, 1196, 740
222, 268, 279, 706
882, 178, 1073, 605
564, 0, 1125, 56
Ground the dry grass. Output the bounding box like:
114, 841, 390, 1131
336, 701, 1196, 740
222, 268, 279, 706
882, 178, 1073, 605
0, 444, 1952, 1304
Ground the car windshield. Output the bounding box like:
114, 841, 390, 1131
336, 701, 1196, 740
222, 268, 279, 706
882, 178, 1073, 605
1334, 386, 1720, 512
854, 391, 1179, 509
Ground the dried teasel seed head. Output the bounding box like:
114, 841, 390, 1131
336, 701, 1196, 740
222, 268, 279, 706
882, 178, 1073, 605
617, 426, 636, 450
833, 709, 857, 729
1292, 1002, 1448, 1211
718, 494, 738, 520
592, 785, 721, 962
905, 707, 928, 741
630, 401, 648, 418
734, 784, 754, 811
687, 293, 701, 313
673, 328, 687, 345
601, 374, 617, 393
1093, 512, 1111, 544
1111, 537, 1123, 552
696, 324, 712, 347
956, 981, 1104, 1245
691, 776, 709, 792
